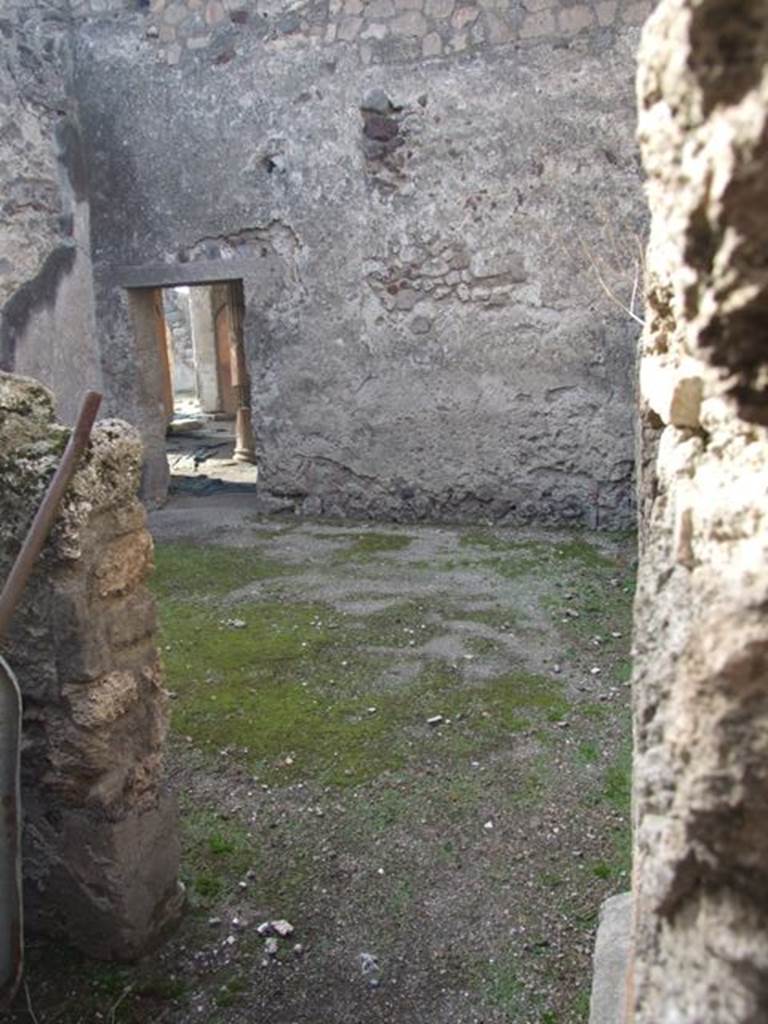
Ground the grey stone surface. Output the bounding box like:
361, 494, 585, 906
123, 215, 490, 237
632, 1, 768, 1019
0, 1, 102, 424
589, 892, 631, 1024
73, 13, 645, 527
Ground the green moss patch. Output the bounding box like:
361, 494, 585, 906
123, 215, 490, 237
180, 805, 256, 907
603, 740, 632, 814
152, 541, 289, 599
322, 531, 413, 558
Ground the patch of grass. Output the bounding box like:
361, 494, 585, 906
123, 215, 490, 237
483, 958, 528, 1015
433, 771, 493, 824
158, 595, 335, 677
571, 988, 592, 1021
591, 819, 631, 882
347, 600, 438, 647
465, 635, 504, 657
539, 871, 564, 890
546, 583, 633, 644
355, 786, 410, 832
482, 553, 542, 581
565, 903, 598, 931
482, 673, 570, 724
611, 822, 632, 879
577, 740, 599, 764
513, 762, 551, 805
552, 538, 615, 569
386, 876, 416, 919
90, 963, 133, 998
214, 971, 249, 1009
580, 702, 609, 721
616, 658, 632, 683
459, 529, 518, 552
604, 741, 632, 814
152, 541, 288, 599
135, 975, 188, 1000
450, 606, 520, 628
180, 806, 255, 907
482, 956, 527, 1015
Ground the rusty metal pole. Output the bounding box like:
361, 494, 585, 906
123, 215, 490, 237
0, 390, 101, 1009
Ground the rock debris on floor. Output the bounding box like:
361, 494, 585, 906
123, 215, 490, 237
13, 495, 635, 1024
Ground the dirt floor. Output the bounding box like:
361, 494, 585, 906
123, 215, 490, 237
12, 495, 635, 1024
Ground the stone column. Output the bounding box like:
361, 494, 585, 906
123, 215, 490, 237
0, 372, 183, 961
189, 286, 221, 413
631, 2, 768, 1020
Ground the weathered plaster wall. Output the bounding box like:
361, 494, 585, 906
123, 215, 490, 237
632, 0, 768, 1018
73, 0, 649, 524
0, 0, 102, 423
0, 372, 182, 960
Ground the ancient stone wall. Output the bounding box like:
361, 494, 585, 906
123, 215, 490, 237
632, 0, 768, 1018
0, 372, 182, 960
71, 0, 650, 524
0, 0, 102, 423
164, 287, 196, 395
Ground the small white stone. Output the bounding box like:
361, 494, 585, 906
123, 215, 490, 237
271, 919, 295, 937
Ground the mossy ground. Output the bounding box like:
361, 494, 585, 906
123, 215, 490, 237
13, 510, 635, 1024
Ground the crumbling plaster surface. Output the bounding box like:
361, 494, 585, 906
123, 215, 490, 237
632, 0, 768, 1019
0, 372, 182, 959
74, 2, 648, 524
0, 1, 102, 423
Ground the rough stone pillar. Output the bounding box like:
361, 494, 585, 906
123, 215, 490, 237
632, 2, 768, 1020
0, 372, 183, 961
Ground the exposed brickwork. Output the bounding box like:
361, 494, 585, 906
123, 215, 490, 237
70, 0, 654, 65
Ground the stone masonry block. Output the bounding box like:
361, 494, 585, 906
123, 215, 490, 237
92, 529, 153, 598
639, 354, 703, 428
24, 793, 183, 961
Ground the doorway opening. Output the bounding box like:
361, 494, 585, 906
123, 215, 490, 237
151, 279, 258, 493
